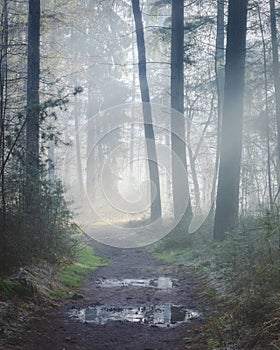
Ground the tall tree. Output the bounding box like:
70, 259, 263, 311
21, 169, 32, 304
170, 0, 192, 222
212, 0, 225, 201
26, 0, 41, 213
131, 0, 162, 222
257, 4, 273, 208
215, 0, 225, 119
214, 0, 248, 240
0, 0, 9, 261
269, 0, 280, 191
74, 93, 83, 198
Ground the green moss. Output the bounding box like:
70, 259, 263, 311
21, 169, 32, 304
57, 244, 107, 290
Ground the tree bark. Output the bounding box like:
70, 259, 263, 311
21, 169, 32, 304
212, 0, 225, 203
0, 0, 8, 261
26, 0, 40, 213
215, 0, 225, 121
74, 95, 83, 198
132, 0, 162, 222
213, 0, 248, 241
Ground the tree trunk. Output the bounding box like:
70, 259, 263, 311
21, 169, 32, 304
215, 0, 225, 122
212, 0, 225, 203
48, 140, 55, 183
257, 4, 273, 208
171, 0, 192, 222
269, 0, 280, 193
130, 29, 136, 182
86, 84, 98, 196
213, 0, 248, 241
74, 95, 83, 198
0, 0, 8, 262
26, 0, 40, 213
131, 0, 162, 222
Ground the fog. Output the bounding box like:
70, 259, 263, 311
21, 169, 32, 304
40, 0, 273, 246
61, 101, 215, 247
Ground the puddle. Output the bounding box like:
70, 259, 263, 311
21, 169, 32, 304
96, 277, 177, 289
70, 304, 199, 327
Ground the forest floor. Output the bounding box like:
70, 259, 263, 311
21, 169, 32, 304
2, 236, 214, 350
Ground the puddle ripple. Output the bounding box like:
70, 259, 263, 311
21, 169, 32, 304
70, 304, 199, 327
96, 277, 177, 289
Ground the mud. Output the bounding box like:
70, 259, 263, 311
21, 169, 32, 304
10, 235, 209, 350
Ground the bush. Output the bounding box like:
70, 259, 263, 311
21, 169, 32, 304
0, 179, 79, 273
152, 209, 280, 348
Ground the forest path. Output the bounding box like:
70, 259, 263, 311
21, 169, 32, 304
18, 234, 208, 350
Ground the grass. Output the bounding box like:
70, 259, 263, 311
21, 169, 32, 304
0, 241, 108, 349
0, 279, 29, 300
153, 249, 188, 265
151, 216, 280, 349
0, 243, 108, 301
57, 243, 107, 291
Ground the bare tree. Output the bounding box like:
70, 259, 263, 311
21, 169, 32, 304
131, 0, 162, 222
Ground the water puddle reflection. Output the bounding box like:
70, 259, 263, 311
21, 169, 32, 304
70, 304, 199, 327
96, 277, 177, 289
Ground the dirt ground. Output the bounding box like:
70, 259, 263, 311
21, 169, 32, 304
4, 239, 210, 350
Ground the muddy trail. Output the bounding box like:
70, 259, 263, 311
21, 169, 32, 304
14, 239, 208, 350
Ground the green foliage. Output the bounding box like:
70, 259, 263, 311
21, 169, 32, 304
35, 180, 79, 262
152, 210, 280, 348
152, 213, 213, 259
0, 278, 34, 301
57, 244, 107, 290
0, 91, 81, 273
0, 280, 19, 300
0, 243, 107, 303
0, 179, 79, 272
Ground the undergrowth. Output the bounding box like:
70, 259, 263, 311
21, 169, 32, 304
152, 210, 280, 349
0, 242, 107, 301
0, 241, 107, 346
0, 180, 80, 272
55, 243, 107, 295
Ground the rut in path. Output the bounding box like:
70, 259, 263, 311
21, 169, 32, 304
17, 240, 206, 350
